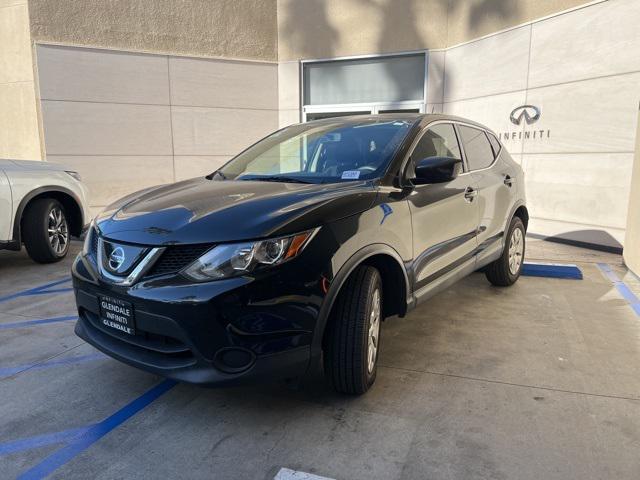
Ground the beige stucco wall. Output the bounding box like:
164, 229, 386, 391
0, 0, 42, 160
28, 0, 278, 62
277, 0, 592, 61
623, 109, 640, 274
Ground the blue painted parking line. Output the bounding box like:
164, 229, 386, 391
17, 379, 177, 480
0, 315, 77, 331
0, 278, 72, 304
0, 353, 106, 380
597, 263, 640, 317
522, 262, 583, 280
0, 426, 94, 456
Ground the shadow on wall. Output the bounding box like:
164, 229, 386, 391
279, 0, 339, 59
279, 0, 522, 111
531, 230, 623, 253
449, 0, 520, 42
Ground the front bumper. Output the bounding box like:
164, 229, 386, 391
72, 253, 324, 386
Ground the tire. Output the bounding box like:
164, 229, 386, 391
485, 216, 525, 287
324, 265, 382, 395
22, 198, 70, 263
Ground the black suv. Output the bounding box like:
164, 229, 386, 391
72, 114, 527, 394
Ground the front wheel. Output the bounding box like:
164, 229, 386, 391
324, 265, 382, 395
22, 198, 70, 263
485, 216, 525, 286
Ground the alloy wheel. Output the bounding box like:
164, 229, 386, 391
367, 288, 381, 374
48, 207, 68, 255
508, 227, 524, 275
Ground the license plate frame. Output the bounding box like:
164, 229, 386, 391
99, 295, 136, 335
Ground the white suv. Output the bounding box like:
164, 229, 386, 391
0, 159, 91, 263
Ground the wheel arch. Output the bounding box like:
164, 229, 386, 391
312, 244, 411, 359
13, 186, 85, 244
513, 204, 529, 231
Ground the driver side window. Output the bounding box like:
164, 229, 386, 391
412, 123, 462, 163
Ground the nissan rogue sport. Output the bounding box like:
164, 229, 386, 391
72, 114, 527, 395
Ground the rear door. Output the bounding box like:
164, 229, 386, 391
0, 166, 12, 241
407, 122, 480, 292
457, 125, 513, 250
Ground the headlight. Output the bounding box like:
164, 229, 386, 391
182, 229, 318, 281
66, 170, 82, 181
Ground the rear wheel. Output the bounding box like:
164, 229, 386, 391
324, 265, 382, 395
22, 198, 70, 263
485, 216, 525, 286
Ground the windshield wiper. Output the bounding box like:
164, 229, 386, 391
240, 175, 314, 184
205, 170, 226, 180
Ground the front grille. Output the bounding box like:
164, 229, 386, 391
90, 228, 99, 257
145, 244, 213, 278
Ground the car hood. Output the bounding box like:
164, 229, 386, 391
96, 178, 378, 245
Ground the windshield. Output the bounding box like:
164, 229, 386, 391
217, 119, 414, 184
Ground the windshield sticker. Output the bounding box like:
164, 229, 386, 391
341, 170, 361, 180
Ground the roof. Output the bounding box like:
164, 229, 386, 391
304, 113, 491, 132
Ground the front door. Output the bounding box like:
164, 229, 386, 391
406, 123, 480, 292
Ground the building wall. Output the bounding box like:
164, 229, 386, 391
441, 0, 639, 247
276, 0, 589, 62
0, 0, 42, 160
29, 0, 278, 62
280, 0, 639, 247
36, 44, 278, 213
624, 109, 640, 274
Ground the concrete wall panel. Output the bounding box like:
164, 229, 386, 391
37, 45, 170, 104
41, 101, 173, 156
529, 0, 640, 88
169, 57, 278, 110
278, 61, 300, 111
426, 50, 445, 105
443, 26, 531, 102
524, 153, 633, 233
47, 155, 174, 207
171, 107, 278, 156
174, 156, 231, 182
523, 73, 640, 154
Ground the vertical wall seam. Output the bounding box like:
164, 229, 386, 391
166, 55, 176, 182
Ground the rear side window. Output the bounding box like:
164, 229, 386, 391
458, 125, 495, 171
412, 123, 462, 162
487, 132, 501, 158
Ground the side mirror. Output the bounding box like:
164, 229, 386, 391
414, 156, 462, 184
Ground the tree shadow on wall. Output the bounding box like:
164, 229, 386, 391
279, 0, 339, 59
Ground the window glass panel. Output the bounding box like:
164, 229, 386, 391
412, 123, 461, 163
220, 119, 413, 183
303, 54, 425, 105
487, 132, 501, 158
458, 125, 494, 170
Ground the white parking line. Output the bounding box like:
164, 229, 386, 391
275, 468, 336, 480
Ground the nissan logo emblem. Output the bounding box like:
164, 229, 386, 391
109, 247, 126, 271
510, 105, 541, 126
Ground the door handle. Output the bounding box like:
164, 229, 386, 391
504, 175, 514, 187
464, 186, 477, 202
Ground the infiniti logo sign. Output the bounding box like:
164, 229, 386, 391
109, 247, 126, 271
509, 105, 541, 126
